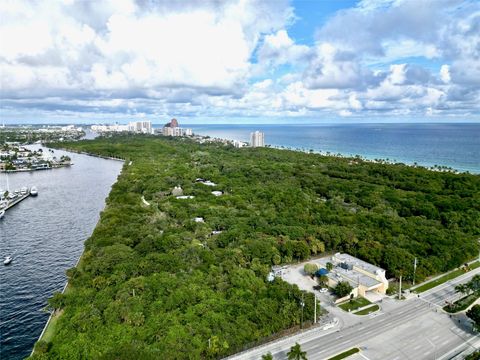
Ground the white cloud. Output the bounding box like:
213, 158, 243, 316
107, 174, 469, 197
440, 65, 451, 84
0, 0, 293, 96
257, 29, 311, 67
304, 43, 369, 89
0, 0, 478, 122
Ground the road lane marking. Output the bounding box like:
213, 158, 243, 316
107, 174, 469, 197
358, 353, 371, 360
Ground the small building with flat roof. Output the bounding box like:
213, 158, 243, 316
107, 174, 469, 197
317, 253, 388, 298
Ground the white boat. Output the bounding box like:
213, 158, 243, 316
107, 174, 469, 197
20, 187, 28, 195
0, 210, 4, 219
4, 256, 12, 265
30, 186, 38, 196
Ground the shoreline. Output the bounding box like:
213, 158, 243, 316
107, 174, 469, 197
183, 123, 480, 175
31, 254, 83, 356
29, 147, 124, 357
1, 164, 71, 174
52, 148, 126, 162
191, 133, 471, 174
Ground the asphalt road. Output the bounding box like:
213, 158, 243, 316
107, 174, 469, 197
227, 267, 480, 360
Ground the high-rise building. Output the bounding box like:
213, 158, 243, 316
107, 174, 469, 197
162, 118, 192, 137
250, 131, 265, 147
128, 121, 153, 134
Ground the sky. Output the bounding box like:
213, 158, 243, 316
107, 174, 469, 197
0, 0, 479, 124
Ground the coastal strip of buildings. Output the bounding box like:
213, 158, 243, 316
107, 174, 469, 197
91, 119, 266, 149
91, 121, 154, 134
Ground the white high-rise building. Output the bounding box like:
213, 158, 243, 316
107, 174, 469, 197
250, 131, 265, 147
128, 121, 153, 134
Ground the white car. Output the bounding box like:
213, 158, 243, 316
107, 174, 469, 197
320, 288, 328, 293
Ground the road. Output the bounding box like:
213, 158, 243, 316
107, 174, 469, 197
227, 267, 480, 360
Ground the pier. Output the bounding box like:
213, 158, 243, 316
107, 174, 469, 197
1, 190, 32, 215
5, 192, 31, 210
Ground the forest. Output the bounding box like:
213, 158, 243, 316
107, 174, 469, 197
31, 134, 480, 359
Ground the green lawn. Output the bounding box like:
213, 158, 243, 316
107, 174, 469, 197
444, 294, 479, 313
328, 348, 360, 360
39, 310, 62, 343
354, 304, 380, 315
338, 297, 371, 312
414, 261, 480, 293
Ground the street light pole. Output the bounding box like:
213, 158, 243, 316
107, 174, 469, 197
398, 275, 402, 300
413, 257, 417, 286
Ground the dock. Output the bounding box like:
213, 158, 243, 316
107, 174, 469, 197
2, 190, 31, 213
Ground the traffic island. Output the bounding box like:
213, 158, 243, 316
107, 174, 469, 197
338, 297, 372, 312
327, 348, 360, 360
353, 304, 380, 315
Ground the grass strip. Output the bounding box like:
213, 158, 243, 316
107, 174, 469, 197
415, 261, 480, 293
338, 297, 371, 312
354, 304, 380, 315
39, 311, 62, 343
328, 348, 360, 360
443, 294, 479, 313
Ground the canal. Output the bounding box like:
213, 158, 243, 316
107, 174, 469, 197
0, 146, 123, 359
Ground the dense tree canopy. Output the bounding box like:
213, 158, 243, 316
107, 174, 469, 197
467, 305, 480, 332
33, 135, 480, 359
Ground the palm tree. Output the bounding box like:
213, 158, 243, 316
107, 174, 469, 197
455, 283, 471, 296
262, 352, 273, 360
287, 343, 307, 360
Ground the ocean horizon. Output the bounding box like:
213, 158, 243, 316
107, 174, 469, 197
167, 123, 480, 174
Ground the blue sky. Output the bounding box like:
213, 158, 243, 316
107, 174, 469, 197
0, 0, 479, 124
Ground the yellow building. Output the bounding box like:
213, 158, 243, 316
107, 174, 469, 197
323, 253, 389, 299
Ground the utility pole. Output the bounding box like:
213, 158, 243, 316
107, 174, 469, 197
478, 239, 480, 263
301, 293, 305, 329
413, 257, 417, 286
398, 275, 402, 300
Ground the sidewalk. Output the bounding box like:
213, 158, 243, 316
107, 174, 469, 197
410, 259, 479, 293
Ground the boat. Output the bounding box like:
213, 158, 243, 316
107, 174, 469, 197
0, 210, 4, 219
30, 186, 38, 196
4, 256, 12, 265
20, 187, 28, 195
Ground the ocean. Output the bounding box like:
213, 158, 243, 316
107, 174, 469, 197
180, 123, 480, 174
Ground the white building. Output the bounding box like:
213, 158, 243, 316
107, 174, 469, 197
250, 131, 265, 147
162, 126, 192, 137
91, 124, 129, 133
233, 140, 248, 148
128, 121, 153, 134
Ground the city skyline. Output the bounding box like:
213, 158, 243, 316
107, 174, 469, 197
1, 0, 479, 124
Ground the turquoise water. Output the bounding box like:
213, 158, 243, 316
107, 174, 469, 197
181, 123, 480, 174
